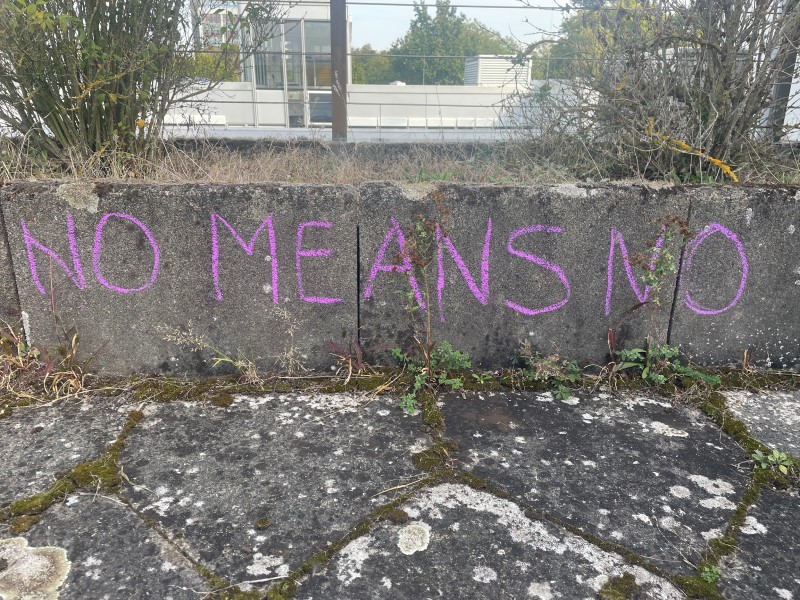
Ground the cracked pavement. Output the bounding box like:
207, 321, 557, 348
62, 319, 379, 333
1, 386, 798, 599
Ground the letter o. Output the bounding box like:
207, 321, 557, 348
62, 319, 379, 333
682, 223, 748, 315
93, 213, 160, 294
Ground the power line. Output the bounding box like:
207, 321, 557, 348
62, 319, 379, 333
248, 0, 679, 12
258, 0, 562, 8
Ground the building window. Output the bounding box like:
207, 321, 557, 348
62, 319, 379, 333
284, 20, 303, 88
304, 21, 331, 88
309, 92, 332, 123
253, 34, 283, 89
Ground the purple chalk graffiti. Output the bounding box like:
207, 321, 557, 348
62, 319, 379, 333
436, 218, 492, 322
682, 223, 748, 315
295, 221, 342, 304
21, 214, 86, 295
604, 227, 666, 316
363, 217, 426, 308
92, 212, 160, 294
211, 213, 278, 303
504, 225, 571, 316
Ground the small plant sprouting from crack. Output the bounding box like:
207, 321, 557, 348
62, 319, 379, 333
385, 208, 472, 413
324, 336, 365, 385
159, 323, 262, 383
160, 309, 308, 382
392, 341, 471, 413
752, 449, 795, 476
0, 318, 90, 402
518, 342, 582, 400
607, 214, 698, 387
699, 565, 721, 585
269, 307, 308, 377
612, 343, 722, 388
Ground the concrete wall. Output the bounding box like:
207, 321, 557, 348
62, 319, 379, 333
0, 182, 796, 373
168, 81, 516, 130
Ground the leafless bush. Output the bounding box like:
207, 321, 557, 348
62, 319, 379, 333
509, 0, 800, 182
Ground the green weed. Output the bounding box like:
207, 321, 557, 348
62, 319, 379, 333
752, 450, 795, 476
392, 341, 471, 413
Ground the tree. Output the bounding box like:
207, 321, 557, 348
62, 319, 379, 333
513, 0, 800, 179
0, 0, 283, 160
389, 0, 519, 85
352, 44, 395, 84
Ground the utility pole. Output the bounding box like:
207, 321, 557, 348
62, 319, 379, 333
331, 0, 348, 142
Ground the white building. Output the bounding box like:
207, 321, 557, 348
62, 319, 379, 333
170, 0, 534, 140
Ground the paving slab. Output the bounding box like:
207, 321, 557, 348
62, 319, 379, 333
296, 483, 684, 599
725, 389, 800, 454
0, 398, 129, 507
720, 488, 800, 600
441, 390, 750, 574
119, 393, 427, 585
0, 494, 208, 600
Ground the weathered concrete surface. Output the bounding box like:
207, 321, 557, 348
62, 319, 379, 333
720, 488, 800, 600
358, 182, 688, 367
1, 182, 799, 373
0, 182, 358, 374
119, 394, 427, 584
296, 483, 684, 599
671, 187, 800, 370
0, 494, 208, 599
3, 387, 800, 598
0, 207, 20, 325
0, 399, 128, 506
725, 390, 800, 453
440, 389, 750, 573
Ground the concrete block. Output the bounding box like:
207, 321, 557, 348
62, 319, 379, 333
380, 117, 408, 128
358, 182, 690, 367
0, 182, 358, 374
670, 187, 800, 369
0, 205, 21, 325
348, 116, 379, 128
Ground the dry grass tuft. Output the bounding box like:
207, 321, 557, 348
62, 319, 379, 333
1, 137, 579, 185
4, 134, 800, 187
0, 319, 88, 405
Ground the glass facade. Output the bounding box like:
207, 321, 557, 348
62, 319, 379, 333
251, 20, 331, 91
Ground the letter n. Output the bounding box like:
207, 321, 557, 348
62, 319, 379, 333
21, 215, 86, 295
604, 228, 665, 316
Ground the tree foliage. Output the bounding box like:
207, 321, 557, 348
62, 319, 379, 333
352, 44, 395, 84
388, 0, 518, 85
0, 0, 282, 160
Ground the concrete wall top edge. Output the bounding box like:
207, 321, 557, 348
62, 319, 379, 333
4, 180, 800, 195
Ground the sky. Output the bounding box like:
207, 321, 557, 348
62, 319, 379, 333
347, 0, 566, 51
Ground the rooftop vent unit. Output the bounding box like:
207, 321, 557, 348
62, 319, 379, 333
464, 56, 530, 87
